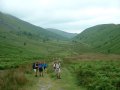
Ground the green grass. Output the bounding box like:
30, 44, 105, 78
67, 59, 120, 90
0, 68, 28, 90
0, 40, 71, 69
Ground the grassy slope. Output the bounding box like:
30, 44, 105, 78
0, 12, 68, 69
47, 28, 77, 39
0, 12, 68, 40
0, 12, 91, 69
75, 24, 120, 54
0, 12, 93, 60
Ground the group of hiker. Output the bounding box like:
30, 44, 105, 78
32, 59, 61, 79
32, 61, 47, 77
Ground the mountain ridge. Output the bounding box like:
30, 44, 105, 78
74, 24, 120, 54
47, 28, 77, 39
0, 12, 69, 41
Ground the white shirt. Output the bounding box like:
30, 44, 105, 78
56, 63, 60, 69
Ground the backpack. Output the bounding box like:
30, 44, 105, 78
44, 64, 47, 68
32, 63, 36, 69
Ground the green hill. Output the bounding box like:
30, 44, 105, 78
47, 28, 77, 39
74, 24, 120, 54
0, 12, 92, 69
0, 12, 68, 41
0, 12, 72, 69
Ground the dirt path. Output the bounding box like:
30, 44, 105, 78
38, 76, 52, 90
33, 67, 85, 90
36, 74, 62, 90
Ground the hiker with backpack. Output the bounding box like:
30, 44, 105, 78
53, 61, 61, 79
38, 62, 44, 77
32, 62, 39, 77
56, 61, 61, 79
43, 61, 48, 74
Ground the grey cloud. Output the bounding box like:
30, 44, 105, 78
0, 0, 120, 33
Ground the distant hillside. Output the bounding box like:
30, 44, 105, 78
0, 12, 68, 41
0, 12, 74, 69
47, 28, 77, 39
74, 24, 120, 54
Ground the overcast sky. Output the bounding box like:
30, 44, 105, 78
0, 0, 120, 33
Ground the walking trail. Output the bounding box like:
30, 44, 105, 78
30, 67, 85, 90
26, 62, 85, 90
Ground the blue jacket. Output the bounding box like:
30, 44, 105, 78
43, 64, 48, 68
38, 64, 43, 68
